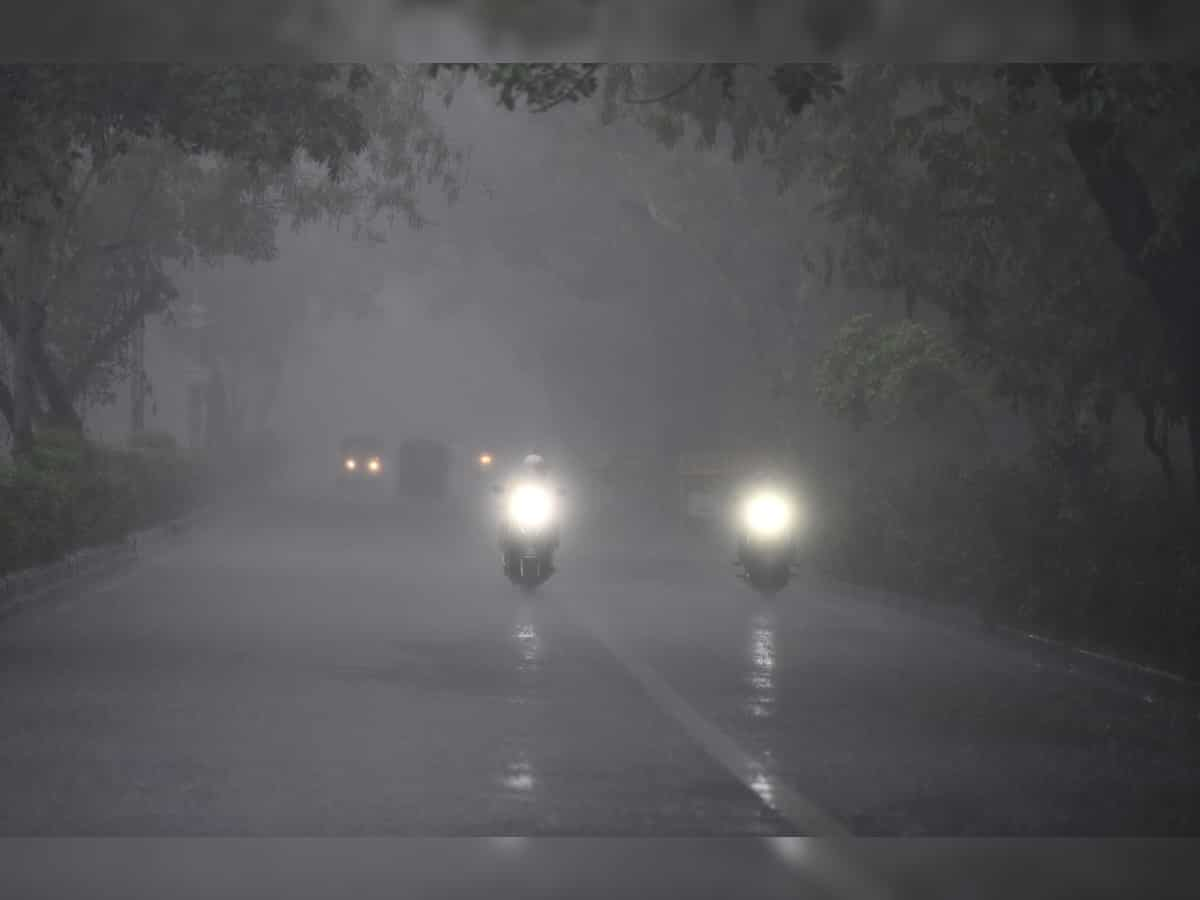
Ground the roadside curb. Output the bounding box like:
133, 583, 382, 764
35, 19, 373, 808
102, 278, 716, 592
994, 625, 1200, 696
0, 498, 229, 619
813, 575, 1200, 702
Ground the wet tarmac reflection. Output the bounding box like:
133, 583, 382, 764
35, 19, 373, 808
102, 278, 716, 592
746, 610, 777, 721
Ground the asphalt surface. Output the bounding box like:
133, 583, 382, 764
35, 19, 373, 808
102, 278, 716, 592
2, 487, 1199, 839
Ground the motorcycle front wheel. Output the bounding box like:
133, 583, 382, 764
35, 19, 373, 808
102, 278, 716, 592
745, 561, 790, 594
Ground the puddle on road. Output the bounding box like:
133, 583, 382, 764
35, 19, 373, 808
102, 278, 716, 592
746, 611, 777, 720
497, 607, 541, 804
501, 753, 536, 794
512, 602, 544, 677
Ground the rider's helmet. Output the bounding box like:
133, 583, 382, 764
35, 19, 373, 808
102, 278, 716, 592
522, 453, 549, 477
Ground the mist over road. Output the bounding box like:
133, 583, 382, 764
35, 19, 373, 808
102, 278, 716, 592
2, 484, 1197, 837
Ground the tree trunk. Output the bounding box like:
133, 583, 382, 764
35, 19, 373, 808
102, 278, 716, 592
0, 292, 81, 433
11, 298, 39, 458
204, 366, 230, 458
1138, 394, 1177, 499
255, 357, 283, 430
0, 381, 13, 437
0, 330, 13, 437
1189, 390, 1200, 508
187, 382, 206, 452
227, 356, 247, 440
1050, 84, 1200, 506
129, 319, 146, 435
32, 341, 82, 431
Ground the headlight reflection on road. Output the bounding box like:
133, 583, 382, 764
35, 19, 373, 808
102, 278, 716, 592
769, 839, 896, 900
513, 604, 541, 671
768, 837, 811, 866
747, 612, 776, 719
488, 836, 530, 854
749, 767, 776, 809
502, 755, 536, 793
516, 623, 540, 669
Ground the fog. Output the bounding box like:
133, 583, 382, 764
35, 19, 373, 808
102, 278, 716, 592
83, 74, 851, 489
7, 1, 1193, 59
4, 55, 1200, 882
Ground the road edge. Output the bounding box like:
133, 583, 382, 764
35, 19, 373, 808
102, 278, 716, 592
0, 497, 230, 619
812, 574, 1200, 702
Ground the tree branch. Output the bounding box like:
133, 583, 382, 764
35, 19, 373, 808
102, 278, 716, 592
65, 282, 170, 400
1136, 388, 1177, 497
0, 282, 80, 430
51, 151, 105, 262
623, 64, 707, 105
0, 374, 13, 433
45, 176, 160, 313
530, 64, 604, 114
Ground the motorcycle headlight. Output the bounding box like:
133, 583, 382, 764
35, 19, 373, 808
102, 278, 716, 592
508, 483, 554, 530
743, 491, 792, 538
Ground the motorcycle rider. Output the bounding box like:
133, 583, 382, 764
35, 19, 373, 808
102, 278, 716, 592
734, 463, 801, 591
521, 452, 551, 481
498, 452, 562, 575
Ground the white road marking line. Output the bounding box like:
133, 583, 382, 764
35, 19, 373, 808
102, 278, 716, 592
562, 593, 847, 837
563, 594, 898, 899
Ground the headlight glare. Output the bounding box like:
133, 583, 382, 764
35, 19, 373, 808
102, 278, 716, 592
508, 483, 553, 530
743, 491, 792, 537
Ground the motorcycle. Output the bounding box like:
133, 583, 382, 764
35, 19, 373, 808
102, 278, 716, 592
494, 480, 562, 589
734, 486, 802, 594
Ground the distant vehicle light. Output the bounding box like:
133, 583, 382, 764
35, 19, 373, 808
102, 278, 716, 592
345, 458, 357, 471
480, 453, 493, 467
368, 457, 382, 473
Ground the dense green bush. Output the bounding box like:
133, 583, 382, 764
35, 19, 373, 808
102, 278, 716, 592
811, 461, 1200, 679
0, 427, 287, 577
0, 429, 204, 576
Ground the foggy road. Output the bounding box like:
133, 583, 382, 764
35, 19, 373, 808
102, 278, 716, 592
2, 491, 1198, 837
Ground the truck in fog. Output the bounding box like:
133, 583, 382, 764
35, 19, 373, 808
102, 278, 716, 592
393, 437, 452, 500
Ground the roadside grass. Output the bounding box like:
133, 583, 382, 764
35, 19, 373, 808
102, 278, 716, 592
810, 462, 1200, 681
0, 428, 281, 578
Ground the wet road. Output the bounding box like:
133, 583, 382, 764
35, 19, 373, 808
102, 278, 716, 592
1, 491, 1198, 837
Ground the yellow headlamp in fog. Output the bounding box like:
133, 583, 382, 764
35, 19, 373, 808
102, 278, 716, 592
367, 457, 382, 473
344, 458, 357, 471
479, 453, 493, 467
742, 490, 793, 538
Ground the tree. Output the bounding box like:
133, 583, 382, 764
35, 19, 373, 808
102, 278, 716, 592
771, 64, 1196, 502
815, 312, 989, 458
758, 69, 1152, 487
0, 64, 369, 453
1018, 64, 1200, 504
0, 64, 458, 455
461, 62, 1200, 502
